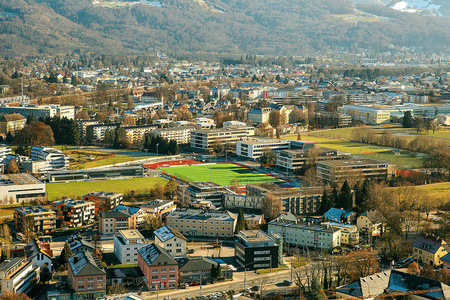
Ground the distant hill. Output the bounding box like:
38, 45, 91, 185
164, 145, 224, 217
0, 0, 449, 57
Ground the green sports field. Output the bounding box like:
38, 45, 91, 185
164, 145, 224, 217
46, 176, 168, 201
160, 163, 282, 186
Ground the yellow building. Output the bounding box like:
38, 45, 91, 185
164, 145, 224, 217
322, 222, 359, 246
412, 234, 449, 266
338, 104, 390, 125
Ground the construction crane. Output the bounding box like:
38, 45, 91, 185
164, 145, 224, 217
320, 287, 444, 299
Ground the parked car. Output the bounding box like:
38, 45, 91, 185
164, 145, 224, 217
283, 280, 292, 286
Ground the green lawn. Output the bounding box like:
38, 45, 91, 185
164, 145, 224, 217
410, 182, 450, 199
69, 155, 149, 170
359, 151, 427, 169
160, 163, 282, 186
46, 177, 168, 201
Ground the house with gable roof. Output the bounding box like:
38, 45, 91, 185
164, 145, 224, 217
24, 238, 53, 273
412, 234, 449, 266
323, 208, 356, 224
154, 226, 187, 258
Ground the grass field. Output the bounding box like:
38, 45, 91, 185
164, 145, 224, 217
69, 155, 149, 170
160, 163, 282, 186
46, 176, 168, 201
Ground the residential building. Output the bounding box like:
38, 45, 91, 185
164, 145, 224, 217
151, 126, 194, 144
0, 258, 40, 294
315, 111, 351, 127
77, 119, 99, 139
30, 146, 69, 170
0, 113, 26, 135
99, 210, 131, 235
86, 123, 119, 142
317, 157, 392, 183
141, 200, 177, 218
177, 257, 224, 284
412, 234, 450, 266
137, 243, 178, 290
51, 199, 95, 228
0, 145, 12, 160
192, 118, 215, 130
177, 182, 234, 208
154, 226, 187, 258
247, 108, 271, 124
0, 173, 46, 204
323, 208, 357, 224
235, 230, 281, 270
166, 208, 237, 237
321, 222, 359, 246
82, 191, 123, 215
14, 206, 56, 234
441, 253, 450, 275
0, 104, 75, 119
66, 235, 95, 255
244, 214, 265, 229
105, 267, 144, 287
236, 138, 291, 160
336, 269, 450, 300
190, 128, 251, 151
356, 210, 386, 240
122, 125, 157, 145
268, 214, 341, 251
223, 121, 247, 128
338, 104, 391, 125
140, 92, 163, 105
114, 229, 148, 264
67, 251, 106, 299
114, 205, 147, 230
24, 238, 53, 274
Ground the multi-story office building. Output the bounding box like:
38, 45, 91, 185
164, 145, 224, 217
177, 182, 234, 207
0, 113, 27, 135
317, 157, 392, 183
276, 147, 343, 172
141, 200, 177, 218
268, 215, 341, 251
30, 146, 69, 171
247, 108, 271, 124
338, 104, 390, 125
236, 138, 291, 160
86, 123, 120, 142
151, 126, 194, 144
51, 199, 95, 228
235, 230, 281, 270
113, 229, 148, 264
0, 173, 46, 204
154, 226, 187, 258
0, 104, 75, 119
0, 258, 40, 294
82, 191, 123, 215
190, 128, 251, 151
68, 251, 106, 299
14, 206, 56, 234
99, 210, 131, 235
122, 125, 157, 145
321, 222, 359, 246
137, 244, 178, 290
166, 208, 237, 238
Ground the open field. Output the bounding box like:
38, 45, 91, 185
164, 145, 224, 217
69, 154, 148, 170
358, 151, 427, 169
410, 182, 450, 199
46, 176, 168, 201
160, 163, 282, 186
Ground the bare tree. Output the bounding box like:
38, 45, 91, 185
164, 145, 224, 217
302, 168, 322, 187
261, 193, 283, 219
2, 224, 10, 259
254, 273, 271, 299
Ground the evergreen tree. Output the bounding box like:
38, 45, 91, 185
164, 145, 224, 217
26, 115, 35, 124
236, 210, 246, 233
338, 180, 353, 211
355, 180, 369, 210
5, 132, 13, 144
59, 243, 73, 268
331, 186, 339, 207
168, 140, 179, 155
318, 189, 332, 215
402, 111, 413, 128
309, 275, 322, 299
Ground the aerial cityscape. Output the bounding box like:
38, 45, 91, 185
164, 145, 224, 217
0, 0, 450, 299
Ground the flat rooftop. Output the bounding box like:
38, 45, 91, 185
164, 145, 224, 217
118, 229, 145, 241
14, 205, 55, 215
318, 157, 388, 167
52, 199, 94, 207
237, 230, 273, 245
240, 138, 290, 145
0, 173, 42, 186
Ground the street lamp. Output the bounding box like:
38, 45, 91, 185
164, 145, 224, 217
144, 148, 149, 157
156, 143, 159, 169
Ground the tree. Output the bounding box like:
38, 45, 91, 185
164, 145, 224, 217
144, 215, 161, 231
318, 189, 332, 215
269, 110, 282, 128
211, 262, 221, 280
58, 243, 73, 270
348, 250, 379, 281
338, 180, 353, 211
14, 121, 54, 146
261, 193, 283, 220
407, 261, 420, 275
302, 168, 321, 187
236, 210, 246, 233
164, 179, 178, 200
5, 160, 19, 174
0, 290, 31, 300
260, 150, 276, 165
254, 273, 271, 299
402, 111, 413, 128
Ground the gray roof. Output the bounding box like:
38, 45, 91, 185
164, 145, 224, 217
100, 210, 131, 219
68, 250, 105, 277
137, 244, 177, 267
167, 209, 237, 222
177, 256, 217, 273
154, 226, 187, 243
412, 234, 448, 255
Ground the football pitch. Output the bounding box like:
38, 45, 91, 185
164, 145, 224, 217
159, 163, 282, 186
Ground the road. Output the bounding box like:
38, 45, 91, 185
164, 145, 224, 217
142, 269, 294, 300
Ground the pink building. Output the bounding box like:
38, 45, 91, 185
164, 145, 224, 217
68, 251, 106, 299
137, 244, 178, 290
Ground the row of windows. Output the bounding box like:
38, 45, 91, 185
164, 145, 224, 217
77, 284, 103, 289
152, 268, 176, 273
78, 277, 103, 283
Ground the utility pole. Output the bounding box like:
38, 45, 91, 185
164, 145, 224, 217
270, 254, 272, 273
156, 143, 159, 168
244, 267, 247, 291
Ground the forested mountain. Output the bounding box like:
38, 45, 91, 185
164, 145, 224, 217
0, 0, 449, 57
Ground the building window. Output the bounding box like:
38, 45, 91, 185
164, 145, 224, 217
78, 279, 84, 283
152, 269, 158, 273
87, 285, 93, 289
170, 268, 175, 272
152, 276, 158, 280
78, 286, 84, 289
170, 274, 175, 279
161, 275, 167, 279
97, 277, 103, 281
87, 278, 94, 282
97, 284, 103, 289
161, 269, 166, 273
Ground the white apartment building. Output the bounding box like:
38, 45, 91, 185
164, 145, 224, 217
113, 229, 148, 264
154, 226, 187, 258
77, 119, 99, 138
0, 145, 12, 160
122, 125, 157, 145
190, 128, 251, 151
0, 104, 75, 119
236, 138, 291, 160
268, 216, 341, 251
86, 123, 120, 141
0, 258, 40, 294
151, 126, 194, 144
30, 146, 69, 171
